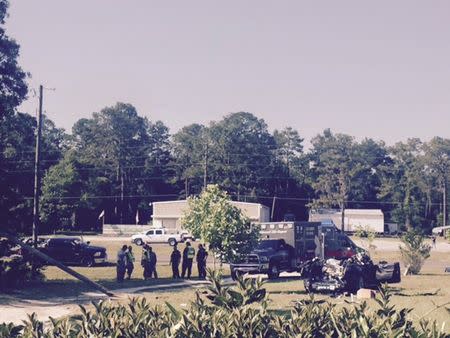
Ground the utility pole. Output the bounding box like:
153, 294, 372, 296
32, 85, 43, 248
271, 196, 277, 221
203, 141, 208, 190
444, 178, 447, 226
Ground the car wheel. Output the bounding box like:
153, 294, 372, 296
83, 257, 95, 267
268, 263, 280, 279
134, 238, 143, 246
168, 238, 177, 246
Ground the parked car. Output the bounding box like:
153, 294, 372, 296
131, 227, 194, 246
39, 237, 107, 267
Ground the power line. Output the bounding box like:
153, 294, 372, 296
15, 191, 447, 207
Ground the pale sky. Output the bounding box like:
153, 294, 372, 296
6, 1, 450, 144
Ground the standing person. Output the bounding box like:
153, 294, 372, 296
181, 241, 195, 279
147, 246, 158, 278
432, 235, 437, 248
141, 245, 150, 280
170, 245, 181, 278
196, 244, 208, 279
125, 245, 135, 280
116, 245, 127, 282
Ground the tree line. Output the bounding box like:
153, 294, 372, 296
1, 0, 449, 235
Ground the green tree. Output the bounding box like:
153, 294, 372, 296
0, 113, 66, 233
182, 185, 260, 262
378, 139, 427, 229
273, 127, 306, 192
171, 123, 206, 197
64, 102, 172, 226
422, 137, 450, 226
309, 129, 365, 231
399, 228, 431, 274
207, 112, 276, 200
40, 151, 84, 231
0, 0, 28, 120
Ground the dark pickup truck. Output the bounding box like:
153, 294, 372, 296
230, 221, 362, 280
38, 237, 108, 267
231, 239, 295, 279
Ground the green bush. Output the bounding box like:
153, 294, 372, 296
399, 229, 431, 275
0, 238, 43, 290
445, 229, 450, 243
0, 270, 448, 337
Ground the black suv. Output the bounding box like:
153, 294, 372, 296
40, 237, 107, 267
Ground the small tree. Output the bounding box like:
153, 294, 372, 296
354, 225, 377, 254
399, 229, 431, 274
182, 185, 260, 263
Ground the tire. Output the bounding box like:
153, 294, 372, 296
134, 238, 144, 246
168, 238, 177, 246
82, 256, 95, 267
267, 263, 280, 279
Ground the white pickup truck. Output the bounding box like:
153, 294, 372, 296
131, 228, 194, 246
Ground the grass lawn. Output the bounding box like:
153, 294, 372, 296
3, 237, 449, 332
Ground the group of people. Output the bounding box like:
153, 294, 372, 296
170, 242, 208, 279
116, 241, 208, 282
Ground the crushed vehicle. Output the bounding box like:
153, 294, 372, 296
230, 220, 362, 280
302, 252, 401, 294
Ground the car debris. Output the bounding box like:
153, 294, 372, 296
301, 252, 401, 294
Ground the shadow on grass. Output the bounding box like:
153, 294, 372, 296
0, 276, 213, 305
392, 288, 441, 297
263, 276, 302, 284
269, 290, 307, 296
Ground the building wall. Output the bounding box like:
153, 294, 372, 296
309, 209, 384, 232
152, 200, 270, 230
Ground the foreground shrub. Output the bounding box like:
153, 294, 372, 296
0, 238, 43, 290
0, 270, 448, 337
399, 229, 431, 274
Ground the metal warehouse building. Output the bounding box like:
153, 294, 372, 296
152, 200, 271, 230
309, 208, 384, 233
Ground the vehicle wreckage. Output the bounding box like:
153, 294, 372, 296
301, 252, 401, 294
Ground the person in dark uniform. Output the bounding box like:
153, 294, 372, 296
147, 246, 158, 278
196, 243, 208, 279
141, 244, 151, 280
116, 245, 127, 282
170, 245, 181, 278
181, 241, 195, 279
125, 245, 135, 280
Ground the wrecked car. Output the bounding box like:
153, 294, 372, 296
302, 252, 401, 294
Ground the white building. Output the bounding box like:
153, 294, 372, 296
309, 208, 385, 233
152, 200, 271, 230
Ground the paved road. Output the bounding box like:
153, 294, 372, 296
352, 238, 450, 252
83, 235, 450, 253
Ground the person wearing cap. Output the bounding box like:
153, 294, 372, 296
196, 243, 208, 279
181, 241, 195, 279
170, 245, 181, 278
